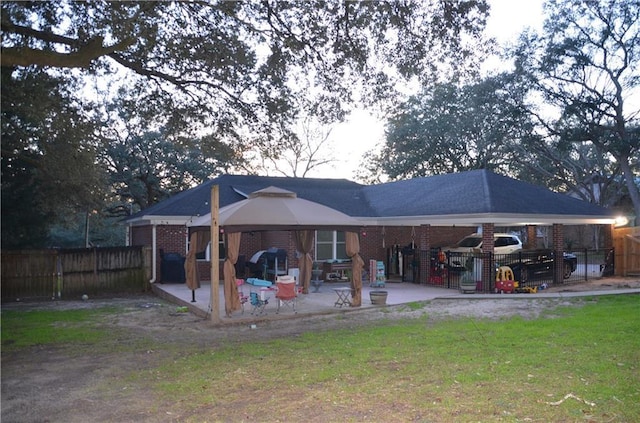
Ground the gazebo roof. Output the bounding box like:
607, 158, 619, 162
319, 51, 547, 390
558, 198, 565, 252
188, 186, 363, 232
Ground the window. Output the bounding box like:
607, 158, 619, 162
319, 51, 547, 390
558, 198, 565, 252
202, 240, 226, 260
191, 231, 225, 261
315, 230, 348, 261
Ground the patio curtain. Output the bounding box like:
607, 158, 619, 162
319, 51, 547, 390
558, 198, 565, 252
346, 231, 364, 307
185, 231, 208, 291
294, 230, 314, 294
223, 232, 241, 316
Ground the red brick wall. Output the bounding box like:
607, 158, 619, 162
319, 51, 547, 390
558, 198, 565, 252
359, 226, 475, 263
132, 223, 481, 283
553, 223, 564, 284
157, 225, 188, 255
130, 224, 188, 283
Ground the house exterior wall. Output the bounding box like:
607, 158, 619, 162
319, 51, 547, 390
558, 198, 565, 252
130, 224, 188, 283
133, 222, 576, 285
131, 224, 477, 267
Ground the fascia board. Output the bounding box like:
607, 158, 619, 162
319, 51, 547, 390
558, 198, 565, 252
356, 213, 617, 227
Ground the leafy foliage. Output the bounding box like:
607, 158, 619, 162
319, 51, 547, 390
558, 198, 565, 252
2, 0, 491, 134
1, 0, 491, 248
1, 69, 104, 248
512, 0, 640, 219
370, 74, 530, 180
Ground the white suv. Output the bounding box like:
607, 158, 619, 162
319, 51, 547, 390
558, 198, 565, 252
447, 233, 522, 255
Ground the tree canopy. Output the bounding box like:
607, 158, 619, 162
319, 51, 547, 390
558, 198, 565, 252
2, 0, 490, 132
512, 0, 640, 219
372, 75, 530, 180
367, 0, 638, 224
1, 0, 491, 248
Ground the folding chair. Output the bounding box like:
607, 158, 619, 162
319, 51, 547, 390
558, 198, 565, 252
237, 279, 249, 314
249, 291, 269, 315
275, 275, 297, 314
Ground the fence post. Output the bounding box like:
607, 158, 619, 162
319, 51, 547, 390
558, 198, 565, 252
584, 249, 588, 281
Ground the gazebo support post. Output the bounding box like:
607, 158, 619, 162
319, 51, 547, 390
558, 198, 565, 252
210, 185, 221, 324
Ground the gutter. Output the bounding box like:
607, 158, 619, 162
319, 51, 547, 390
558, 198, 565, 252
149, 224, 157, 284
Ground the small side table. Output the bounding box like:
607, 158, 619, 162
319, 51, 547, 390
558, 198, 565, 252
333, 287, 352, 307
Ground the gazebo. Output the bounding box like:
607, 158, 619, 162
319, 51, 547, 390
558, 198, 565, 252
187, 186, 364, 322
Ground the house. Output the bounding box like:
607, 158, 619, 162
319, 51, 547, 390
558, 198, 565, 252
123, 169, 617, 286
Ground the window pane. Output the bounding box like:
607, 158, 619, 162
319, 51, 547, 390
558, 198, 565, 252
317, 230, 333, 242
336, 231, 345, 242
336, 243, 347, 260
316, 244, 333, 261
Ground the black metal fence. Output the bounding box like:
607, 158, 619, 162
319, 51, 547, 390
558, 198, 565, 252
392, 248, 609, 293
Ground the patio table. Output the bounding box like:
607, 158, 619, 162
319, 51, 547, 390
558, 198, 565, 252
333, 287, 352, 307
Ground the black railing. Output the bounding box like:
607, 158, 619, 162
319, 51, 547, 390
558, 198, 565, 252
414, 248, 609, 293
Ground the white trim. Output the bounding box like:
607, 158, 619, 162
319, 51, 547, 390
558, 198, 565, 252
356, 213, 617, 227
149, 224, 157, 284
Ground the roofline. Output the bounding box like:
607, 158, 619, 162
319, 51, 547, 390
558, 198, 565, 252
357, 213, 617, 227
127, 212, 617, 228
124, 215, 194, 226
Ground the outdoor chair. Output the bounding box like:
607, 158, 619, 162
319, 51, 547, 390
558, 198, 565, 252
237, 279, 248, 314
275, 275, 297, 314
249, 291, 269, 315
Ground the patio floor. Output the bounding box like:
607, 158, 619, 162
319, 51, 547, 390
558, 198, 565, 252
151, 278, 640, 324
152, 279, 461, 322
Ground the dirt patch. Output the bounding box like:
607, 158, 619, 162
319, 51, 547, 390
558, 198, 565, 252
2, 279, 638, 422
543, 276, 640, 292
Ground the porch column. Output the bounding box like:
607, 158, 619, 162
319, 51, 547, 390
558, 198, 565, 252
481, 223, 495, 292
603, 224, 614, 250
419, 224, 431, 284
526, 225, 537, 249
553, 223, 564, 284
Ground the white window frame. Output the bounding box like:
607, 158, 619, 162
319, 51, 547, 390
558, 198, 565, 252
200, 238, 226, 261
315, 230, 347, 261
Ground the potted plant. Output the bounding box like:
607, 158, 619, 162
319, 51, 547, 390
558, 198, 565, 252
459, 273, 477, 293
369, 290, 388, 305
459, 256, 477, 293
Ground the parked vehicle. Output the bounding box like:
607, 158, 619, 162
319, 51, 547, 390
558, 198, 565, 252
446, 233, 523, 255
504, 250, 577, 283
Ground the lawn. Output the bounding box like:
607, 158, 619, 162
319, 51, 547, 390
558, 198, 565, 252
2, 295, 639, 422
143, 295, 640, 421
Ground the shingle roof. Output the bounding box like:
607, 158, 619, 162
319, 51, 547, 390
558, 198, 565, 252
126, 174, 372, 222
362, 170, 612, 217
125, 170, 615, 226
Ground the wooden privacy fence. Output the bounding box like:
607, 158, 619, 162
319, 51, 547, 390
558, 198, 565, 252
1, 246, 152, 301
613, 226, 640, 277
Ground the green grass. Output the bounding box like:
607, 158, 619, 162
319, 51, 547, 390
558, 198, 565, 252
2, 296, 639, 421
146, 295, 640, 421
1, 307, 116, 349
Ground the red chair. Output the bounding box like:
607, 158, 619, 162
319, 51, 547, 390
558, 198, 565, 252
275, 275, 297, 314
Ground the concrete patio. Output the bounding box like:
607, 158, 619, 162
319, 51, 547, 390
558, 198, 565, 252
152, 279, 459, 322
151, 278, 640, 324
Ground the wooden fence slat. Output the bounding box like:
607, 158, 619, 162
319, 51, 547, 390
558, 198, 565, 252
613, 227, 640, 276
1, 246, 150, 301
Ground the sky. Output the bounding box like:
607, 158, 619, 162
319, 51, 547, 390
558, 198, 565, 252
310, 0, 545, 181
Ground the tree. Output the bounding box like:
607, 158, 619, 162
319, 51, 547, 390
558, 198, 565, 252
368, 74, 531, 180
512, 0, 640, 221
99, 126, 240, 214
2, 0, 492, 247
1, 68, 104, 248
250, 111, 337, 177
1, 0, 491, 136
